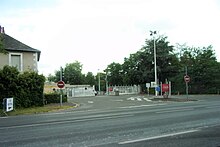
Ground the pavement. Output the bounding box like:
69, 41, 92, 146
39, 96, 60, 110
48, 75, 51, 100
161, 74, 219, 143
1, 94, 220, 147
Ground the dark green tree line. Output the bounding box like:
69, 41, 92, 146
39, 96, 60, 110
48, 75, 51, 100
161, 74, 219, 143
48, 61, 96, 87
105, 36, 220, 94
47, 36, 220, 94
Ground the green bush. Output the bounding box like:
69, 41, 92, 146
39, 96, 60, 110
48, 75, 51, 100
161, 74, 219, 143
0, 65, 45, 108
44, 93, 67, 104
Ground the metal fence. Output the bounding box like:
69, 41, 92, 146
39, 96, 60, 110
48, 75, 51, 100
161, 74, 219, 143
66, 85, 95, 98
108, 85, 141, 95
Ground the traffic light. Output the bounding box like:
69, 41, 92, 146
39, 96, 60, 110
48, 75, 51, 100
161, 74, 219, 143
60, 67, 64, 81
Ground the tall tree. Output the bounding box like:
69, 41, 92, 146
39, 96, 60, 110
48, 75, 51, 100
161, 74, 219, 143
122, 53, 141, 85
105, 62, 123, 85
84, 72, 96, 86
177, 45, 220, 94
47, 73, 56, 82
64, 61, 83, 85
142, 36, 180, 83
120, 35, 179, 86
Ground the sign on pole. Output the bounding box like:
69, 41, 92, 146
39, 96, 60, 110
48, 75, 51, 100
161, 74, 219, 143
184, 75, 190, 83
156, 86, 161, 92
162, 84, 169, 92
151, 81, 157, 88
57, 81, 65, 89
184, 75, 190, 100
57, 81, 65, 107
5, 98, 13, 112
146, 83, 150, 88
146, 83, 150, 96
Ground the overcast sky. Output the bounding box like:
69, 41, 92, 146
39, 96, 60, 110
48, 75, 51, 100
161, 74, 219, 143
1, 0, 220, 76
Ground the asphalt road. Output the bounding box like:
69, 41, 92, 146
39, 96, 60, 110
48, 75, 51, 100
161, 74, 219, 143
0, 95, 220, 147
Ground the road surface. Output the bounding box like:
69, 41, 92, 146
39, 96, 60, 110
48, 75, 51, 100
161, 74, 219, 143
0, 95, 220, 147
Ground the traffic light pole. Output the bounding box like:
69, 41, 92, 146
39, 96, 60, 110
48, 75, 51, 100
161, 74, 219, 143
60, 66, 63, 81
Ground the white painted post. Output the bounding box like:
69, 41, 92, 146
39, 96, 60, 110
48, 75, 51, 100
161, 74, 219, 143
169, 81, 171, 97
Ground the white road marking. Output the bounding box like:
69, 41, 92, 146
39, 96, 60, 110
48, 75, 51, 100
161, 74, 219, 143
136, 98, 142, 101
127, 97, 152, 101
127, 97, 135, 101
0, 117, 8, 119
156, 108, 194, 114
88, 101, 94, 104
111, 99, 123, 102
118, 129, 198, 144
0, 114, 134, 130
143, 98, 152, 102
119, 104, 166, 109
206, 105, 220, 109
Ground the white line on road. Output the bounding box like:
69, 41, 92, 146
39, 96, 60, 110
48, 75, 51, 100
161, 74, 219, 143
136, 98, 142, 101
88, 101, 94, 104
156, 108, 194, 114
0, 117, 8, 119
119, 104, 166, 109
206, 105, 220, 109
111, 99, 124, 102
143, 98, 152, 102
118, 129, 199, 145
0, 114, 133, 130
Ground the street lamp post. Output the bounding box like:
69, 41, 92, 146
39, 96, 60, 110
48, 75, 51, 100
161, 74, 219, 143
105, 72, 108, 95
150, 31, 158, 96
98, 69, 101, 94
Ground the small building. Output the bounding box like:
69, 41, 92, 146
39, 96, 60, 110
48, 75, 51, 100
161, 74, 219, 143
0, 26, 41, 72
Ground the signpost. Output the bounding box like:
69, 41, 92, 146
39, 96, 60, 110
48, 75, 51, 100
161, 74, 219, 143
57, 80, 65, 107
6, 98, 13, 112
162, 84, 169, 92
146, 83, 150, 96
184, 75, 190, 83
57, 81, 65, 89
184, 75, 190, 100
2, 98, 14, 116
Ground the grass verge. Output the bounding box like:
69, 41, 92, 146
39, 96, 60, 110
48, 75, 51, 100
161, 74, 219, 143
0, 103, 77, 117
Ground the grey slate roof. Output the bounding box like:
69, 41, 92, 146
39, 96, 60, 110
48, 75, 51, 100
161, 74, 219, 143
1, 33, 41, 61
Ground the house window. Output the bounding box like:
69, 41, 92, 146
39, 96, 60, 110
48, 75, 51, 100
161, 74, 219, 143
9, 53, 23, 71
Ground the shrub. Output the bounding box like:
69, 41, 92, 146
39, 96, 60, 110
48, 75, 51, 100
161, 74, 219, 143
44, 93, 67, 104
0, 65, 45, 108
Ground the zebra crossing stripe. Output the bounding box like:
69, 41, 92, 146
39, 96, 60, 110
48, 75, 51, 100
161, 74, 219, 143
127, 97, 152, 102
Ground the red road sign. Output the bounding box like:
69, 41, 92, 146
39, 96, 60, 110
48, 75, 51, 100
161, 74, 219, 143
184, 75, 190, 83
57, 81, 65, 88
162, 84, 169, 92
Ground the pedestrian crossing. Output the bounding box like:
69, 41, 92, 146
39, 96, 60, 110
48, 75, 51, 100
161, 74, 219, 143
127, 96, 152, 102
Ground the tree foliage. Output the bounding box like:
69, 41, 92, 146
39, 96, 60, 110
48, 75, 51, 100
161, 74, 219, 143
105, 62, 123, 85
105, 36, 220, 94
84, 72, 96, 86
50, 61, 96, 86
177, 45, 220, 94
0, 66, 45, 108
47, 36, 220, 94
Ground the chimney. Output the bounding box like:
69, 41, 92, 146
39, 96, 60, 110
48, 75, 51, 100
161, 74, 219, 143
2, 27, 5, 34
